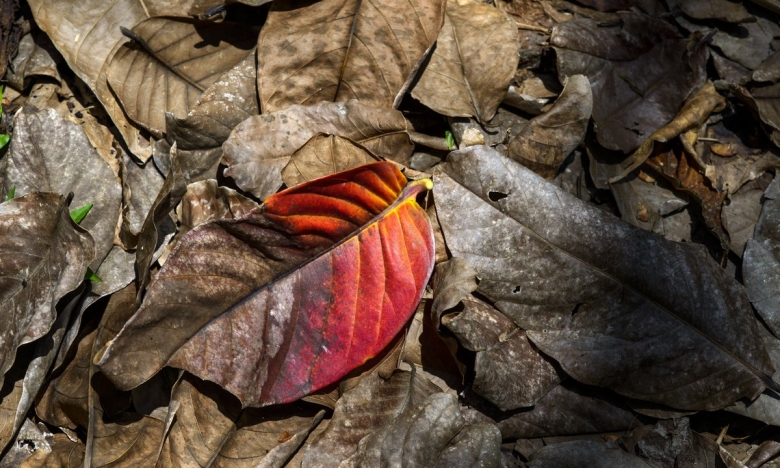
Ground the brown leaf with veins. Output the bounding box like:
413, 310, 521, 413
507, 74, 592, 180
257, 0, 445, 112
282, 134, 380, 188
107, 17, 256, 139
222, 100, 414, 200
411, 0, 518, 123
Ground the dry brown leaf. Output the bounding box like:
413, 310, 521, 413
257, 0, 445, 112
222, 100, 413, 200
281, 134, 380, 188
19, 433, 84, 467
507, 74, 592, 180
411, 0, 519, 123
107, 17, 256, 139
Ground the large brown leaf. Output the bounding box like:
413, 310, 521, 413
410, 0, 518, 123
107, 17, 256, 139
551, 11, 707, 153
506, 74, 592, 180
433, 146, 775, 410
0, 193, 94, 389
98, 162, 435, 407
256, 0, 445, 112
281, 134, 380, 188
0, 105, 122, 270
27, 0, 152, 160
222, 100, 414, 200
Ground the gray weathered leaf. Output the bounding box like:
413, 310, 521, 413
667, 0, 754, 23
281, 134, 380, 188
27, 0, 152, 160
1, 106, 121, 271
0, 193, 94, 389
744, 173, 780, 336
222, 100, 414, 200
528, 440, 654, 468
723, 175, 770, 257
5, 31, 60, 91
411, 0, 518, 122
507, 74, 592, 179
257, 0, 445, 112
107, 17, 256, 139
552, 11, 707, 153
433, 145, 775, 410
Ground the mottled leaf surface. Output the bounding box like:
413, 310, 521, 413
281, 134, 380, 188
257, 0, 444, 112
411, 0, 518, 122
0, 193, 94, 388
433, 146, 774, 410
222, 101, 414, 200
528, 440, 654, 468
99, 162, 435, 407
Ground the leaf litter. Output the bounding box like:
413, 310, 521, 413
2, 0, 780, 466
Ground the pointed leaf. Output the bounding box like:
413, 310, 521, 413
411, 0, 518, 122
281, 134, 380, 188
107, 18, 256, 138
98, 162, 435, 407
433, 146, 775, 410
257, 0, 445, 112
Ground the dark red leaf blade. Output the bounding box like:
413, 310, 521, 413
97, 162, 435, 407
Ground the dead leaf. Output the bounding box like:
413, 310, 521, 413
0, 193, 94, 390
610, 81, 726, 182
5, 31, 60, 91
552, 11, 707, 153
507, 74, 592, 179
257, 0, 445, 112
1, 105, 122, 270
19, 433, 84, 467
88, 413, 164, 467
281, 134, 380, 188
433, 146, 775, 410
99, 163, 435, 408
410, 0, 518, 123
178, 179, 260, 236
667, 0, 754, 23
528, 440, 654, 467
744, 174, 780, 336
107, 17, 256, 139
722, 175, 771, 256
27, 0, 152, 160
222, 100, 414, 200
753, 51, 780, 83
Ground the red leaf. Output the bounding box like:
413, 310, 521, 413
97, 162, 435, 407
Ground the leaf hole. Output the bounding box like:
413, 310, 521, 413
488, 191, 508, 202
512, 285, 521, 293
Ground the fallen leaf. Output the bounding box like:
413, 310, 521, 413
507, 74, 592, 179
301, 369, 441, 468
257, 0, 445, 112
281, 134, 380, 188
723, 175, 771, 256
552, 11, 707, 153
1, 105, 122, 270
107, 17, 256, 139
222, 100, 414, 200
528, 440, 654, 468
751, 82, 780, 145
744, 174, 780, 336
753, 51, 780, 83
98, 162, 435, 407
89, 413, 164, 467
27, 0, 152, 160
117, 152, 165, 249
610, 81, 726, 182
178, 179, 260, 236
0, 193, 94, 389
19, 433, 84, 467
667, 0, 754, 23
433, 146, 775, 410
5, 31, 60, 91
410, 0, 518, 123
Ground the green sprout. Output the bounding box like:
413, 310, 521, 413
85, 268, 102, 282
0, 86, 8, 150
70, 203, 93, 224
4, 186, 14, 202
445, 130, 455, 151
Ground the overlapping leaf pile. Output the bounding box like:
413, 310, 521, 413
2, 0, 780, 466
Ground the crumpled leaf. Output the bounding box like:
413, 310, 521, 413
667, 0, 754, 23
433, 146, 775, 411
27, 0, 152, 160
723, 175, 770, 256
5, 31, 60, 91
410, 0, 518, 123
552, 11, 707, 153
107, 17, 256, 139
611, 81, 726, 182
281, 134, 380, 188
528, 440, 654, 468
257, 0, 445, 112
89, 413, 164, 467
495, 382, 638, 439
340, 391, 500, 468
624, 418, 722, 468
507, 74, 592, 179
0, 193, 94, 388
222, 100, 414, 200
99, 162, 435, 408
158, 374, 324, 468
751, 83, 780, 145
0, 105, 122, 270
178, 179, 260, 236
18, 433, 84, 467
744, 174, 780, 336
